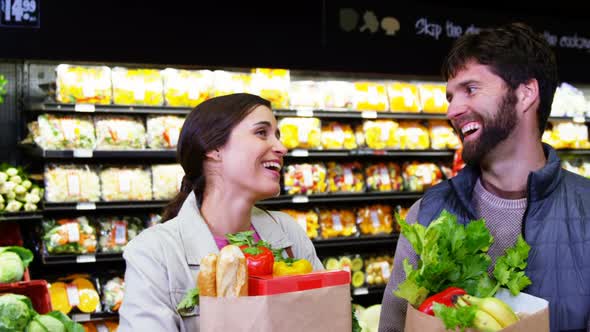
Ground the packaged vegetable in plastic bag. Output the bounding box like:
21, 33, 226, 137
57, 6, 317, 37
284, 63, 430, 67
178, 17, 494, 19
94, 115, 147, 150
112, 67, 164, 106
281, 209, 320, 239
30, 114, 96, 150
42, 217, 97, 254
100, 166, 152, 201
326, 161, 365, 193
356, 204, 394, 235
44, 164, 101, 202
161, 68, 214, 107
101, 276, 125, 312
278, 117, 322, 149
98, 216, 143, 253
319, 208, 358, 239
146, 115, 185, 149
55, 64, 112, 105
151, 164, 184, 200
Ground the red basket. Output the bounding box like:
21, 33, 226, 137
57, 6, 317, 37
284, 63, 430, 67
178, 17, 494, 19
0, 280, 53, 314
0, 222, 31, 282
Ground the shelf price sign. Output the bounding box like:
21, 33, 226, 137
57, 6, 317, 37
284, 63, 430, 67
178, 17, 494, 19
0, 0, 40, 28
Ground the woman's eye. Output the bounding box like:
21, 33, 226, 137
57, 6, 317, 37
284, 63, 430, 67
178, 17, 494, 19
256, 130, 267, 137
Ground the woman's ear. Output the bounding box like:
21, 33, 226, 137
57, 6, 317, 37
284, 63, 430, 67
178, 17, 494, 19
516, 78, 539, 114
205, 149, 222, 161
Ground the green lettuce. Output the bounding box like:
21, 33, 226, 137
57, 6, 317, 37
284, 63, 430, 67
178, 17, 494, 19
0, 246, 34, 283
0, 294, 34, 332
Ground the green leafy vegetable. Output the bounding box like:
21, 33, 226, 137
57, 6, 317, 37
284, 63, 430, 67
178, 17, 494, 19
491, 235, 532, 296
393, 259, 429, 307
432, 302, 477, 332
0, 246, 34, 282
0, 293, 35, 331
225, 231, 256, 247
352, 305, 362, 332
176, 287, 199, 316
0, 75, 6, 104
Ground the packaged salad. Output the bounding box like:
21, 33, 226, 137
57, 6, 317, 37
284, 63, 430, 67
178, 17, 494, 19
44, 164, 101, 202
112, 67, 164, 106
94, 115, 146, 150
98, 216, 143, 253
326, 161, 365, 193
29, 114, 96, 150
283, 163, 327, 195
319, 208, 357, 238
55, 64, 112, 105
281, 209, 320, 239
356, 204, 394, 235
161, 68, 214, 107
101, 276, 125, 312
320, 122, 357, 150
146, 115, 185, 149
278, 117, 322, 149
100, 166, 152, 201
42, 217, 97, 254
151, 164, 184, 200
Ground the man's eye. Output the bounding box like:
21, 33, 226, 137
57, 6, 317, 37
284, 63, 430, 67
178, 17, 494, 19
467, 86, 477, 94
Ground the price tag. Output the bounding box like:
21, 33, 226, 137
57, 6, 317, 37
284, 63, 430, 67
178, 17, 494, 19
380, 167, 391, 186
72, 314, 91, 322
65, 222, 80, 243
381, 262, 391, 279
168, 127, 180, 147
402, 87, 415, 107
380, 123, 390, 141
573, 115, 586, 123
361, 111, 377, 119
119, 172, 131, 193
296, 109, 314, 117
353, 287, 369, 296
96, 323, 109, 332
302, 165, 313, 187
76, 202, 96, 210
73, 149, 93, 158
332, 213, 343, 231
114, 221, 128, 245
292, 195, 309, 203
298, 123, 311, 144
133, 84, 146, 101
76, 254, 97, 263
291, 149, 309, 157
344, 168, 354, 185
66, 284, 80, 306
74, 104, 96, 113
371, 210, 381, 229
296, 214, 307, 232
0, 0, 40, 28
67, 174, 81, 196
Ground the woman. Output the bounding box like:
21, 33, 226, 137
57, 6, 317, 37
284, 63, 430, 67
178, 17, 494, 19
118, 93, 323, 331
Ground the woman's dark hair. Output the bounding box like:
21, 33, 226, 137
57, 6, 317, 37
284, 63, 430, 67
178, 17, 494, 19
162, 93, 271, 221
441, 22, 558, 135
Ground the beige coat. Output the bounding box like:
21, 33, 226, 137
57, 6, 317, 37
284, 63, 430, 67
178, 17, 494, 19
118, 192, 324, 332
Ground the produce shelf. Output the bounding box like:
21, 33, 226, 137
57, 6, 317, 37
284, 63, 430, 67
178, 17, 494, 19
352, 286, 386, 297
71, 311, 119, 323
0, 212, 43, 222
312, 234, 398, 250
27, 102, 192, 115
21, 145, 176, 159
41, 252, 124, 265
273, 109, 448, 120
286, 149, 455, 158
259, 192, 423, 205
42, 201, 167, 213
557, 149, 590, 155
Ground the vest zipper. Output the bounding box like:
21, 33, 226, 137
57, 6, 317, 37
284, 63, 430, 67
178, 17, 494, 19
520, 173, 533, 240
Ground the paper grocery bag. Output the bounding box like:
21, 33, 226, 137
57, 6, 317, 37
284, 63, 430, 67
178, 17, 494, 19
200, 284, 351, 332
404, 289, 549, 332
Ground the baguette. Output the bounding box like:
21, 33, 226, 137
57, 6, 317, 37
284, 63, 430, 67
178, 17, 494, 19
198, 253, 218, 297
216, 245, 248, 297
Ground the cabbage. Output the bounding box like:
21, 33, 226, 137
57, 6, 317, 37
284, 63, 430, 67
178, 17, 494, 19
26, 311, 85, 332
0, 246, 34, 283
0, 294, 35, 331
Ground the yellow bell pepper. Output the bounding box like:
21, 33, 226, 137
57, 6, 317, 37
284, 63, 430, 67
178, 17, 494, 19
273, 258, 313, 277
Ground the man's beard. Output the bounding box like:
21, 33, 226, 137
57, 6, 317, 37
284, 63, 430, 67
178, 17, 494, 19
462, 91, 518, 165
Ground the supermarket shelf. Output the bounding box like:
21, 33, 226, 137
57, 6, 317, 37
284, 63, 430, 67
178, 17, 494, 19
41, 252, 124, 265
557, 149, 590, 155
352, 286, 386, 297
286, 149, 455, 158
42, 201, 167, 213
313, 234, 398, 250
27, 102, 192, 115
71, 311, 119, 323
0, 212, 43, 222
21, 145, 176, 159
259, 192, 423, 205
274, 109, 448, 120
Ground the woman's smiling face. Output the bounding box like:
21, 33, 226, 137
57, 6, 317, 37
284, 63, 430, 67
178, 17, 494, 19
216, 105, 287, 200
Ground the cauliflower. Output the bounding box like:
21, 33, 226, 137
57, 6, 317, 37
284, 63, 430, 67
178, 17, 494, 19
5, 168, 18, 177
24, 203, 37, 212
5, 200, 23, 212
21, 180, 32, 190
14, 185, 26, 195
0, 172, 7, 184
9, 175, 22, 184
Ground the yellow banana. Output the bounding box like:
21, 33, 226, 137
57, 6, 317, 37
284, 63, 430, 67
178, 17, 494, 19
462, 295, 519, 328
473, 308, 504, 332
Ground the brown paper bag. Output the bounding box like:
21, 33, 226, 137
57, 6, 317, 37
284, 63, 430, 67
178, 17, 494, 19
200, 284, 352, 332
404, 289, 549, 332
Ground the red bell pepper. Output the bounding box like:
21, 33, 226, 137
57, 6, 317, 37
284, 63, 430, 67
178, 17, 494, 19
418, 286, 466, 316
240, 245, 274, 276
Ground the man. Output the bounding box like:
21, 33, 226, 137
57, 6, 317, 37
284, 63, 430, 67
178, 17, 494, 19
379, 22, 590, 332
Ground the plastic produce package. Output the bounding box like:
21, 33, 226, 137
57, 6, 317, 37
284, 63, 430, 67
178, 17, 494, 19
146, 115, 185, 149
353, 82, 389, 111
387, 82, 421, 112
212, 70, 252, 97
42, 217, 97, 254
151, 164, 184, 200
283, 163, 327, 195
402, 162, 443, 192
418, 83, 448, 113
48, 275, 101, 314
44, 164, 101, 202
112, 67, 164, 106
400, 121, 430, 150
320, 122, 357, 149
94, 115, 146, 150
55, 64, 112, 104
98, 216, 143, 253
326, 161, 365, 193
278, 117, 322, 149
100, 166, 152, 201
429, 120, 461, 149
356, 204, 394, 235
161, 68, 214, 107
360, 120, 402, 149
319, 81, 355, 110
101, 276, 125, 312
251, 68, 290, 109
281, 209, 320, 239
29, 114, 96, 150
318, 208, 357, 238
289, 81, 323, 109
